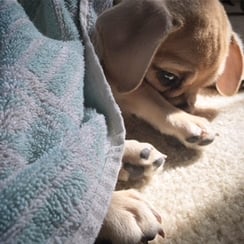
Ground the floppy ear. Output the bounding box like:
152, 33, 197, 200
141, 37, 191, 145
94, 0, 174, 93
216, 33, 244, 96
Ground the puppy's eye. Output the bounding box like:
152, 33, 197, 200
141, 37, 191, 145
157, 70, 181, 88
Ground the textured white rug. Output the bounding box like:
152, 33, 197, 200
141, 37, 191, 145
125, 88, 244, 244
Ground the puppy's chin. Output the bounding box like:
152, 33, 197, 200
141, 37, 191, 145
144, 80, 195, 111
161, 91, 197, 113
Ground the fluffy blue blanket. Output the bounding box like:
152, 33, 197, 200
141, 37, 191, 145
0, 0, 124, 243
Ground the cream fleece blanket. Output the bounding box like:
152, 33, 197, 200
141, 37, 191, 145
125, 88, 244, 244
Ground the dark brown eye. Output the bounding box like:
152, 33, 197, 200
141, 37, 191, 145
157, 70, 181, 88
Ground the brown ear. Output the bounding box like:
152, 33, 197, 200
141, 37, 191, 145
94, 0, 174, 93
216, 33, 244, 96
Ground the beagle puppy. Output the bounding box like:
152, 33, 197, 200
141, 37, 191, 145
94, 0, 244, 243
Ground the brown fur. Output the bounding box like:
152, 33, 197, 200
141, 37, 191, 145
94, 1, 244, 243
94, 0, 243, 147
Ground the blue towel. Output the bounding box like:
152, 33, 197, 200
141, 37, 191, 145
0, 0, 125, 243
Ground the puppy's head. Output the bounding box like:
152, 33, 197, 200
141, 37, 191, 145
94, 0, 243, 106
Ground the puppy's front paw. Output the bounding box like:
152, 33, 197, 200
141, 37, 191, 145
96, 190, 164, 244
117, 140, 166, 189
168, 112, 216, 147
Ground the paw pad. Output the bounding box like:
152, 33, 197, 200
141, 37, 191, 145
140, 148, 151, 159
118, 140, 167, 189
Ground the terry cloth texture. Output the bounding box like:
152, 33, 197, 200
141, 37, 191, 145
0, 0, 124, 244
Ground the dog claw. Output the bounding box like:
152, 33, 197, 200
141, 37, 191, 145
153, 157, 165, 168
186, 136, 200, 143
159, 228, 165, 238
141, 235, 156, 243
198, 138, 214, 146
141, 227, 165, 244
186, 134, 215, 146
